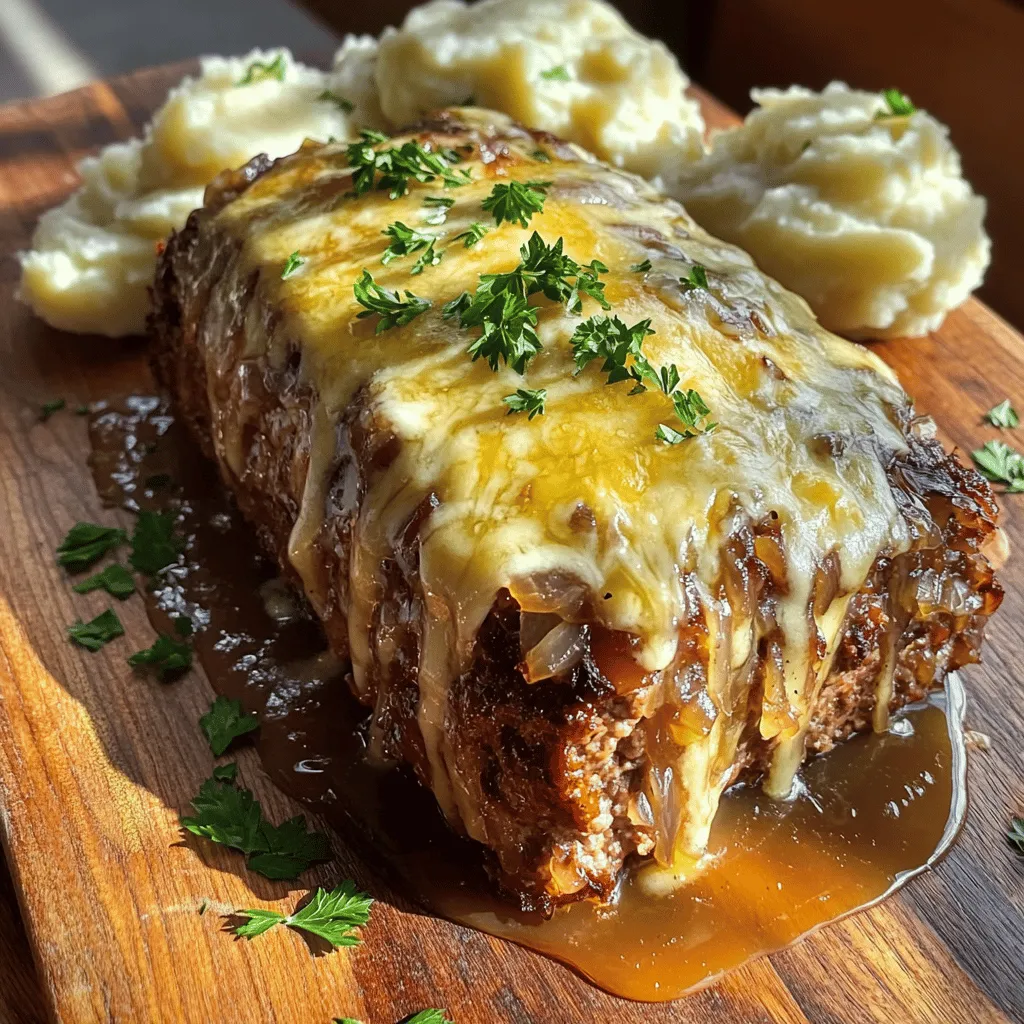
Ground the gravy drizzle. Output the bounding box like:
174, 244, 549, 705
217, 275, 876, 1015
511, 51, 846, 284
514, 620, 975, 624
88, 396, 967, 1002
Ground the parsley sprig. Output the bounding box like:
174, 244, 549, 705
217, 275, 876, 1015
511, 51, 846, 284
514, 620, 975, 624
381, 222, 437, 266
128, 632, 192, 681
452, 222, 489, 248
972, 440, 1024, 492
234, 881, 373, 947
281, 252, 306, 279
876, 87, 916, 118
987, 399, 1019, 429
68, 609, 124, 651
129, 510, 184, 576
354, 271, 431, 332
443, 232, 609, 372
181, 771, 331, 880
347, 131, 471, 199
679, 263, 709, 291
201, 695, 259, 756
57, 522, 127, 572
237, 54, 286, 86
73, 562, 135, 599
503, 388, 547, 419
318, 90, 354, 113
482, 180, 551, 228
570, 315, 716, 443
1009, 816, 1024, 855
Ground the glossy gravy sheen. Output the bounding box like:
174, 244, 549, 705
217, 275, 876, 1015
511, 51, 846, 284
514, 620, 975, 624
89, 396, 967, 1002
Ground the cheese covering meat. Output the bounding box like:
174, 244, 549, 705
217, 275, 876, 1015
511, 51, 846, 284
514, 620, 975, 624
150, 109, 1001, 906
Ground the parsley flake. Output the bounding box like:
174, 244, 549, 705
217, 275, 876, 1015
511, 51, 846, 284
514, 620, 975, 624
972, 440, 1024, 492
503, 388, 547, 419
876, 87, 916, 118
452, 222, 489, 248
68, 609, 124, 651
128, 633, 193, 681
1009, 816, 1024, 855
181, 773, 331, 879
532, 148, 552, 163
381, 222, 437, 266
411, 241, 443, 275
129, 510, 184, 575
40, 398, 65, 420
540, 65, 571, 81
630, 258, 652, 273
213, 762, 238, 783
201, 695, 259, 756
57, 522, 127, 573
482, 180, 551, 228
406, 1012, 453, 1024
237, 54, 286, 86
281, 252, 306, 279
679, 263, 709, 291
234, 881, 373, 947
987, 399, 1019, 429
354, 270, 431, 332
72, 562, 136, 599
422, 195, 455, 224
317, 89, 354, 113
347, 132, 471, 199
661, 388, 717, 443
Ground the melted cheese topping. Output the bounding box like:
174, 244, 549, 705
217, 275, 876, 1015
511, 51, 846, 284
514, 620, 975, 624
212, 111, 914, 865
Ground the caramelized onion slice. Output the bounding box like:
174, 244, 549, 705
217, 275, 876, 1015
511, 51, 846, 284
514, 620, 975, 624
521, 619, 590, 683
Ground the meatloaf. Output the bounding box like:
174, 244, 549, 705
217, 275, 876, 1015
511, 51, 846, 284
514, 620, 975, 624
150, 108, 1002, 911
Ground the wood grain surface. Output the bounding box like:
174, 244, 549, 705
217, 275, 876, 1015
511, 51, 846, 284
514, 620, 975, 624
0, 65, 1022, 1024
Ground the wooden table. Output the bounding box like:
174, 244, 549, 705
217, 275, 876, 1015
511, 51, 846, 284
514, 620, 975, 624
0, 64, 1022, 1024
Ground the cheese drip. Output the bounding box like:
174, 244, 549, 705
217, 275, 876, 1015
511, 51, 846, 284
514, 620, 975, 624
212, 110, 914, 871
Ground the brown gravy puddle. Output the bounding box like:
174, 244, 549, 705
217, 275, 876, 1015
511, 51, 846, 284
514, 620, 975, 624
88, 396, 968, 1002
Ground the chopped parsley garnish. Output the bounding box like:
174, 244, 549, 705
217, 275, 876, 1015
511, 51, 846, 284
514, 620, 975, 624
570, 315, 657, 385
75, 404, 90, 415
381, 222, 437, 266
68, 609, 124, 651
317, 89, 354, 113
503, 388, 547, 419
658, 388, 717, 444
347, 131, 471, 199
129, 510, 184, 575
281, 252, 306, 279
406, 1012, 453, 1024
570, 315, 715, 442
532, 148, 552, 163
987, 399, 1019, 429
444, 232, 609, 372
972, 440, 1024, 492
1009, 816, 1024, 855
354, 270, 431, 332
876, 87, 916, 118
201, 695, 259, 756
540, 65, 571, 81
233, 880, 373, 947
411, 242, 443, 275
630, 258, 652, 273
72, 562, 135, 599
237, 54, 286, 86
422, 195, 455, 224
679, 263, 709, 291
57, 522, 127, 572
213, 762, 238, 783
181, 772, 331, 880
482, 180, 551, 228
40, 398, 65, 420
452, 221, 489, 247
128, 633, 192, 681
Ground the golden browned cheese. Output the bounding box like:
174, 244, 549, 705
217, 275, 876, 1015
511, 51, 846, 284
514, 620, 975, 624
205, 109, 919, 877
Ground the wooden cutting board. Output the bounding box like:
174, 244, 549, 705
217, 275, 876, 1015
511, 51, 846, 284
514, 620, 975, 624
0, 64, 1022, 1024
